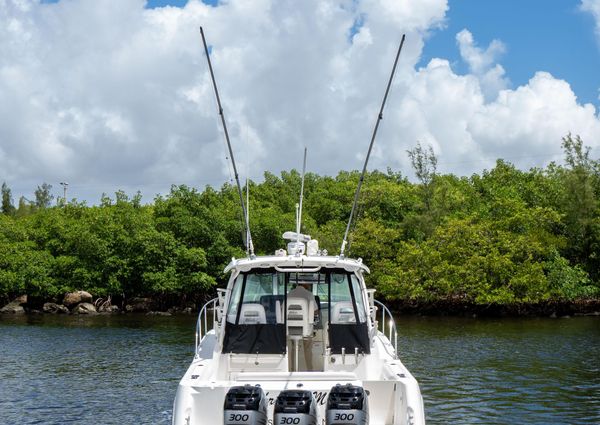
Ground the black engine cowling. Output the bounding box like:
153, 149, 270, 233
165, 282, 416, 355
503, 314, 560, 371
223, 385, 268, 425
273, 390, 317, 425
326, 384, 369, 425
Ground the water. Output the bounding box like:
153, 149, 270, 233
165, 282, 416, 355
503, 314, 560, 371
398, 316, 600, 424
0, 314, 598, 425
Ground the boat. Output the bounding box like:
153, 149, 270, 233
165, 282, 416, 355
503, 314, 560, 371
172, 28, 426, 425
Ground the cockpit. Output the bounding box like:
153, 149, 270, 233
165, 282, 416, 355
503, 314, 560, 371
222, 268, 371, 371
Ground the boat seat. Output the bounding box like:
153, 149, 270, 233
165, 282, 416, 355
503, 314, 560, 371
287, 297, 314, 337
239, 303, 267, 324
260, 295, 285, 324
331, 301, 356, 324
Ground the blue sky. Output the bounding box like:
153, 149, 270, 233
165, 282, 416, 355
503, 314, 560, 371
419, 0, 600, 105
146, 0, 194, 7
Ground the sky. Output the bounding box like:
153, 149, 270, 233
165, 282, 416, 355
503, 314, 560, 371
1, 0, 600, 204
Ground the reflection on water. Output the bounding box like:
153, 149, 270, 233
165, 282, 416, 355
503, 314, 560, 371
0, 314, 598, 424
0, 314, 193, 425
397, 316, 600, 425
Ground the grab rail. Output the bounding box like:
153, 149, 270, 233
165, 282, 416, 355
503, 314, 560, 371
274, 266, 322, 273
374, 299, 398, 359
195, 297, 217, 352
195, 290, 226, 353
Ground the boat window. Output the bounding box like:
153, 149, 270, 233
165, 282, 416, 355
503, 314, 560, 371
226, 274, 244, 323
288, 272, 324, 288
350, 274, 367, 323
315, 276, 329, 323
287, 272, 326, 329
223, 268, 370, 354
227, 272, 283, 325
223, 270, 287, 354
228, 270, 366, 325
329, 272, 367, 324
328, 272, 370, 355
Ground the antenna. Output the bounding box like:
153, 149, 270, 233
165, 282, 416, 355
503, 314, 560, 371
200, 27, 255, 258
340, 34, 406, 257
295, 147, 307, 253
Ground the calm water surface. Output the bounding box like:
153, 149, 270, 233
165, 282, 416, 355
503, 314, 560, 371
0, 314, 598, 424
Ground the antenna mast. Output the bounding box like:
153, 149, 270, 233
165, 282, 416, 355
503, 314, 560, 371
200, 26, 255, 258
340, 34, 406, 257
296, 147, 307, 252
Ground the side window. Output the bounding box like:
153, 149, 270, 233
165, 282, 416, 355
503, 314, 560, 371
227, 274, 244, 324
242, 273, 272, 303
329, 272, 367, 324
350, 274, 367, 323
227, 272, 281, 325
330, 273, 350, 302
316, 279, 328, 305
330, 273, 353, 324
277, 273, 286, 296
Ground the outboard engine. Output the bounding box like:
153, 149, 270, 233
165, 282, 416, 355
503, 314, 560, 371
224, 385, 268, 425
326, 384, 369, 425
274, 390, 317, 425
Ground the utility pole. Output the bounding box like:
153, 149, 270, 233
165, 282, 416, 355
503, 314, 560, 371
60, 182, 68, 206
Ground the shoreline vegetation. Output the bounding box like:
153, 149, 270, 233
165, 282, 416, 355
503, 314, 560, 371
1, 135, 600, 317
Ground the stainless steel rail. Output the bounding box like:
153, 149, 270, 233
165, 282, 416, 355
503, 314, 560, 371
195, 297, 218, 352
374, 299, 398, 359
195, 289, 227, 353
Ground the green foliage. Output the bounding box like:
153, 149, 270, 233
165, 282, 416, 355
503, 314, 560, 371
407, 142, 437, 186
559, 134, 600, 281
544, 251, 598, 300
1, 134, 599, 307
34, 182, 54, 209
2, 182, 15, 215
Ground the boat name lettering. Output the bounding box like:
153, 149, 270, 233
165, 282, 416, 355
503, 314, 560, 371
264, 391, 328, 406
312, 391, 328, 405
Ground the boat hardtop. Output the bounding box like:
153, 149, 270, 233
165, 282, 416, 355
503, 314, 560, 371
224, 254, 370, 274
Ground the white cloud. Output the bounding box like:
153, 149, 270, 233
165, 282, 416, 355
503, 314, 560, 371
581, 0, 600, 42
389, 62, 600, 175
456, 29, 508, 101
0, 0, 599, 203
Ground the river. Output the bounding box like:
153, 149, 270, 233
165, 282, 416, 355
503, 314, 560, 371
0, 314, 598, 424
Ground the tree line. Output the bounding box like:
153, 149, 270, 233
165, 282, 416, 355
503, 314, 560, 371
1, 134, 599, 310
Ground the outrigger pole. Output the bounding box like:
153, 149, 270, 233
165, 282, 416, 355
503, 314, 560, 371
246, 178, 250, 256
200, 27, 255, 258
295, 147, 307, 252
339, 34, 406, 258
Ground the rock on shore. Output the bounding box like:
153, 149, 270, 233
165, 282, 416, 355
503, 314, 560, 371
0, 295, 27, 314
72, 302, 97, 314
43, 302, 70, 314
63, 291, 93, 307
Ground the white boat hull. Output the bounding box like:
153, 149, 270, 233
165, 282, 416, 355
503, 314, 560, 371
173, 255, 427, 425
173, 332, 425, 425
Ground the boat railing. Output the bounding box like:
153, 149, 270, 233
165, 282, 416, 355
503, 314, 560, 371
195, 288, 227, 353
374, 299, 398, 359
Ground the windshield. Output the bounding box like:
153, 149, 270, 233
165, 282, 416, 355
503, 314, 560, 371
226, 269, 367, 325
